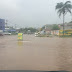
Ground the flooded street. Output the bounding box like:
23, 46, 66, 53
0, 35, 72, 71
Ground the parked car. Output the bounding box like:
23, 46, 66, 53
0, 30, 4, 36
3, 32, 11, 35
35, 33, 38, 37
0, 32, 4, 36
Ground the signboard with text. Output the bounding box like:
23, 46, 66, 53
59, 29, 72, 36
18, 33, 23, 40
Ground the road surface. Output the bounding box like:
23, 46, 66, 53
0, 35, 72, 71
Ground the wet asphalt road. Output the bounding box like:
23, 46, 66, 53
0, 35, 72, 71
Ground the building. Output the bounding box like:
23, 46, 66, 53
44, 24, 60, 35
44, 24, 52, 34
0, 19, 5, 31
4, 26, 16, 33
59, 22, 72, 30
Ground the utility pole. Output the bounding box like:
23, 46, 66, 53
5, 20, 8, 27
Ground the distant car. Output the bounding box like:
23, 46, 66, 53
35, 33, 38, 37
3, 32, 11, 35
0, 33, 4, 36
0, 30, 4, 36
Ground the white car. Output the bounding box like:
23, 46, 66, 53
0, 32, 4, 36
35, 33, 38, 37
0, 30, 4, 36
4, 32, 11, 35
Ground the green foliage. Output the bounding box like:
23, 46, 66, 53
41, 25, 53, 30
52, 24, 60, 30
41, 24, 60, 30
55, 1, 72, 35
19, 27, 38, 34
27, 27, 37, 32
41, 26, 45, 30
56, 1, 72, 17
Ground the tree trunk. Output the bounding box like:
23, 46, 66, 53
63, 14, 64, 36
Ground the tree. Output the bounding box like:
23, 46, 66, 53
19, 27, 38, 34
52, 24, 60, 30
55, 1, 72, 35
41, 25, 53, 30
41, 26, 45, 30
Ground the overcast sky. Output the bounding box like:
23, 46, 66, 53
0, 0, 72, 28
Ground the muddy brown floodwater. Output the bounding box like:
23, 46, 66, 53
0, 35, 72, 71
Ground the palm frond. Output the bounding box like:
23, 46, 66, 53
65, 3, 72, 14
65, 1, 71, 5
55, 1, 72, 18
65, 4, 72, 9
66, 8, 71, 13
57, 9, 63, 17
55, 2, 64, 10
59, 12, 62, 17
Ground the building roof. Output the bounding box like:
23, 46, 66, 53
59, 22, 72, 26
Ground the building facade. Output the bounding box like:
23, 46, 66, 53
0, 19, 5, 31
59, 23, 72, 30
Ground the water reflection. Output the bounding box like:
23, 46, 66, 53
17, 41, 23, 51
57, 38, 70, 70
17, 41, 23, 46
0, 35, 72, 71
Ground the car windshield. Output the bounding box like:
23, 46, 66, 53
0, 0, 72, 72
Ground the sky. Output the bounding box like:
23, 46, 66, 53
0, 0, 72, 28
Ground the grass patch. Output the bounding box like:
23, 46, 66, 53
59, 35, 72, 37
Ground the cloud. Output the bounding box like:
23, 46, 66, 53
0, 0, 19, 23
0, 0, 71, 28
0, 0, 17, 10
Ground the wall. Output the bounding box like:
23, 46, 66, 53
0, 19, 5, 31
51, 30, 59, 35
60, 23, 72, 30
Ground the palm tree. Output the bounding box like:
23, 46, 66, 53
55, 1, 72, 35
